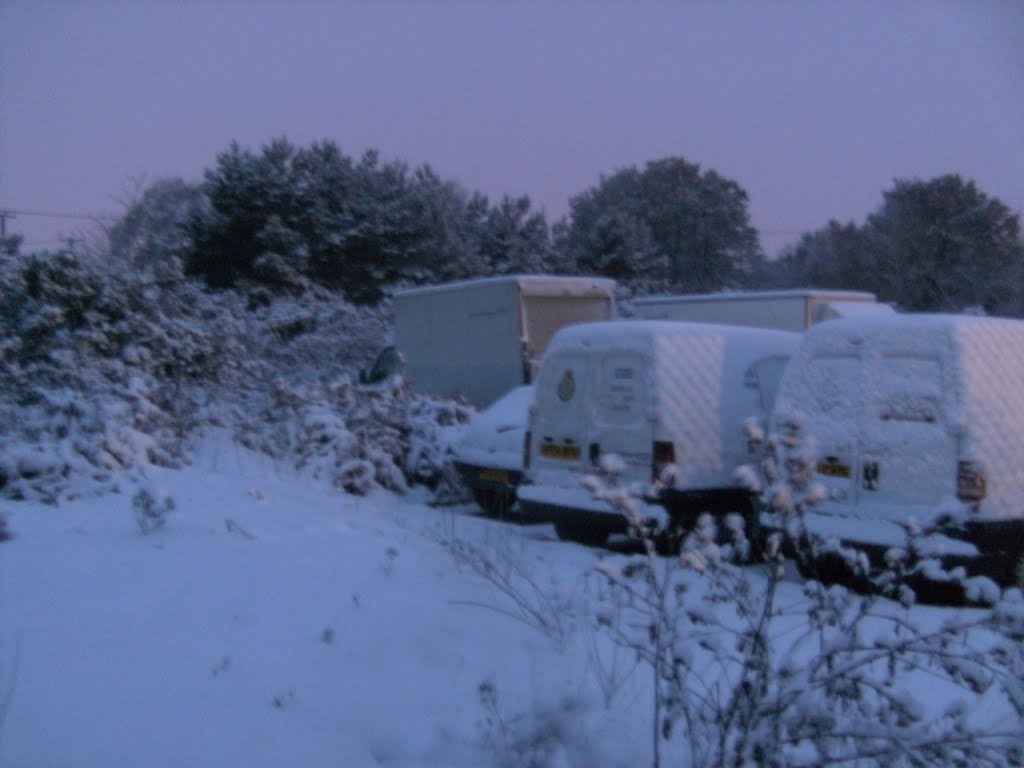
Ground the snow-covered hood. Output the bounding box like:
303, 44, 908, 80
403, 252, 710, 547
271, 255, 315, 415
453, 385, 533, 471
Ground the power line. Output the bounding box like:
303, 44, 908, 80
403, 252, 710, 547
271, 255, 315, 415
0, 207, 104, 221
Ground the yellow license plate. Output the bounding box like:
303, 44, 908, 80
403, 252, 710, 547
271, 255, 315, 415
540, 443, 581, 460
478, 468, 508, 483
817, 461, 851, 478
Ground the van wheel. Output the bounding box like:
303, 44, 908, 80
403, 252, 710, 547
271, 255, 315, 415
473, 488, 513, 519
554, 520, 608, 547
656, 523, 686, 555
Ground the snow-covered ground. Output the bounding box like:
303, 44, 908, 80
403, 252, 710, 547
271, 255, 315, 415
2, 434, 660, 767
4, 432, 1021, 767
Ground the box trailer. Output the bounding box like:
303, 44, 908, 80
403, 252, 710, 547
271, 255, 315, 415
393, 275, 616, 408
632, 289, 891, 332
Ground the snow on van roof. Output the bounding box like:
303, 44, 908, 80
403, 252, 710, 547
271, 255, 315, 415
634, 289, 877, 305
549, 319, 801, 351
394, 274, 616, 298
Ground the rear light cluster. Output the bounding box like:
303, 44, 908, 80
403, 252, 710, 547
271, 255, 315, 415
652, 440, 676, 485
523, 430, 532, 470
957, 460, 987, 504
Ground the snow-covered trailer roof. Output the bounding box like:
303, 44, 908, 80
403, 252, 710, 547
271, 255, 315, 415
547, 319, 799, 350
394, 274, 616, 300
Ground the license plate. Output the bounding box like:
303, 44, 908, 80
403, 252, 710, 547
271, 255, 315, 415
478, 468, 508, 483
817, 460, 851, 478
540, 443, 581, 461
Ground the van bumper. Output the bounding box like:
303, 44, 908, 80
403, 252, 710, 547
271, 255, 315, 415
947, 518, 1024, 587
452, 460, 523, 497
762, 512, 1024, 600
516, 483, 665, 534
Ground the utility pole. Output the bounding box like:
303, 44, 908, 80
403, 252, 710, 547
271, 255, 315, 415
0, 210, 14, 238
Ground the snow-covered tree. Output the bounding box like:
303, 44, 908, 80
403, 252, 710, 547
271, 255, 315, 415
478, 194, 551, 275
185, 138, 558, 303
106, 177, 203, 272
558, 157, 763, 293
863, 175, 1024, 314
769, 175, 1024, 316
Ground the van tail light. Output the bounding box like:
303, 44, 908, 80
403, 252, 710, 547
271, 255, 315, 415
957, 460, 987, 503
652, 441, 676, 484
523, 430, 532, 470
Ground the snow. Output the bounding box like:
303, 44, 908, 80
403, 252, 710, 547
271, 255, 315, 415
453, 385, 532, 472
2, 252, 1022, 765
0, 436, 644, 767
395, 274, 616, 300
634, 288, 878, 304
817, 300, 896, 320
2, 434, 1021, 766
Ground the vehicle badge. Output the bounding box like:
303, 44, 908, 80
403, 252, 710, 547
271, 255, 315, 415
557, 370, 576, 402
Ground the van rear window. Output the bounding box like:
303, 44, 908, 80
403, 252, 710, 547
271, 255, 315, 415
872, 356, 943, 424
805, 355, 860, 422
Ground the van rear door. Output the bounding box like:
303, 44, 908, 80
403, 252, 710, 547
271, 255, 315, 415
859, 353, 956, 519
589, 352, 653, 483
531, 350, 592, 474
801, 353, 862, 507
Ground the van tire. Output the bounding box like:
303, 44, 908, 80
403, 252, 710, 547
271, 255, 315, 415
554, 520, 608, 547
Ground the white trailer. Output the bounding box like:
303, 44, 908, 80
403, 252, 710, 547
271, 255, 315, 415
632, 289, 891, 332
393, 275, 616, 407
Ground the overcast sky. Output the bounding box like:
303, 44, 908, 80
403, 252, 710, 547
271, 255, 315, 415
2, 1, 1022, 257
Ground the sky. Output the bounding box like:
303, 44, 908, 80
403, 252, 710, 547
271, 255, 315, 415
1, 1, 1022, 257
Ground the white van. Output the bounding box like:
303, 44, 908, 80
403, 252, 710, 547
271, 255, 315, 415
770, 314, 1024, 585
517, 321, 800, 546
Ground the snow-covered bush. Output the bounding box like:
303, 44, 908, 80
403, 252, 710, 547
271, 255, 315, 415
585, 424, 1024, 768
476, 679, 586, 768
1, 246, 465, 502
235, 374, 472, 496
132, 487, 175, 534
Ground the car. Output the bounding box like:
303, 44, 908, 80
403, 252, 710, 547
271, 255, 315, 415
452, 385, 533, 517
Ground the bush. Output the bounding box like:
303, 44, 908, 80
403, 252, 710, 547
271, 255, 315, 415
1, 244, 468, 502
584, 424, 1024, 768
132, 487, 174, 535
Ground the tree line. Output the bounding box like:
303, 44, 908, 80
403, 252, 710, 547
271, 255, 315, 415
8, 137, 1022, 314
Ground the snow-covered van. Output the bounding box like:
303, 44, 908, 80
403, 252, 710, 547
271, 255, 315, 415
770, 314, 1024, 585
517, 321, 800, 546
392, 275, 616, 408
632, 289, 892, 332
